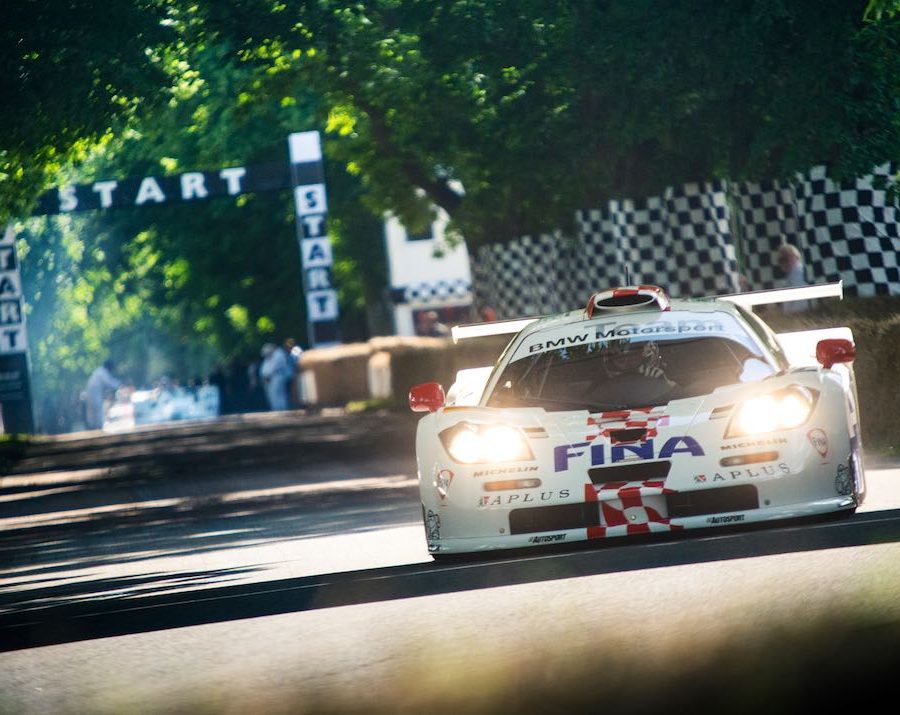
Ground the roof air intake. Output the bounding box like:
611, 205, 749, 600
585, 285, 671, 318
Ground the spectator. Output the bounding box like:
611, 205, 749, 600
284, 337, 304, 408
207, 363, 228, 414
478, 305, 498, 322
416, 310, 451, 337
245, 357, 267, 412
84, 360, 121, 430
775, 243, 809, 313
259, 342, 293, 411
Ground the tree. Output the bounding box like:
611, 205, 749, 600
6, 1, 900, 432
16, 30, 388, 432
198, 0, 900, 249
0, 0, 173, 222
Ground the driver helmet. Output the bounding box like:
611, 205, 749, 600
602, 339, 661, 376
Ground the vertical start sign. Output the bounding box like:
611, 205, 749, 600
0, 225, 35, 433
289, 131, 340, 347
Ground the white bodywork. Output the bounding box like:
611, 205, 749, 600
414, 285, 864, 556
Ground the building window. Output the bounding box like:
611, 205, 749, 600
406, 223, 433, 241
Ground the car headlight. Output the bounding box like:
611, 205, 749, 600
726, 386, 819, 437
439, 422, 534, 464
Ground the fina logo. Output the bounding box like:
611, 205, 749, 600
553, 436, 704, 472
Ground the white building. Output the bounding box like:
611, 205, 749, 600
383, 207, 473, 336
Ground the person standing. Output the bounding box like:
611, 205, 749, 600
259, 342, 292, 411
775, 243, 809, 313
283, 337, 304, 408
84, 360, 121, 430
416, 310, 451, 337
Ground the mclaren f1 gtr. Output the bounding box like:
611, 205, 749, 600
409, 282, 865, 556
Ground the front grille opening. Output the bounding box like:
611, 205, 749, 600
588, 460, 671, 485
509, 503, 600, 535
609, 428, 648, 444
666, 484, 759, 518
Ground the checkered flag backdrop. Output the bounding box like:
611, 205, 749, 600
472, 165, 899, 318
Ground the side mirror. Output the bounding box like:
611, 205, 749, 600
409, 382, 445, 413
816, 338, 855, 369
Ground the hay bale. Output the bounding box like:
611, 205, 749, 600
298, 343, 373, 406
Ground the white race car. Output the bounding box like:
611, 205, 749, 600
409, 283, 865, 557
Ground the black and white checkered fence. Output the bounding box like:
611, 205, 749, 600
799, 164, 900, 296
731, 178, 801, 291
390, 278, 472, 306
735, 164, 900, 295
471, 233, 573, 319
474, 182, 742, 317
472, 165, 900, 317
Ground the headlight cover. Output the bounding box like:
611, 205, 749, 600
439, 422, 534, 464
725, 386, 819, 438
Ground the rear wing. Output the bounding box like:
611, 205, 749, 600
715, 280, 843, 308
451, 281, 844, 343
451, 317, 540, 343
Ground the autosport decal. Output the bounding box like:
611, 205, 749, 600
554, 436, 704, 472
693, 463, 790, 482
526, 318, 729, 353
528, 534, 567, 543
478, 489, 571, 507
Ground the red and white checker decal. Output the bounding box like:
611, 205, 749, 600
585, 406, 670, 442
584, 481, 682, 538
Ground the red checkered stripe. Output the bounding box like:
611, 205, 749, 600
583, 481, 683, 538
585, 407, 670, 441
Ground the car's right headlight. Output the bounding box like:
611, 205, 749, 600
439, 422, 534, 464
725, 386, 819, 438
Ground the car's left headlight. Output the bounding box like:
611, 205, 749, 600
439, 422, 534, 464
726, 386, 819, 437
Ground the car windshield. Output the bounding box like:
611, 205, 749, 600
486, 334, 774, 412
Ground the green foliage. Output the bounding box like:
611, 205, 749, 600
0, 0, 174, 222
6, 1, 900, 433
198, 1, 900, 249
15, 28, 387, 432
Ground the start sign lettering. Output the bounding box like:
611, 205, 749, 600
289, 131, 340, 346
0, 227, 28, 358
32, 165, 292, 216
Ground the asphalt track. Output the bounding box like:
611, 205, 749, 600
2, 411, 900, 712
